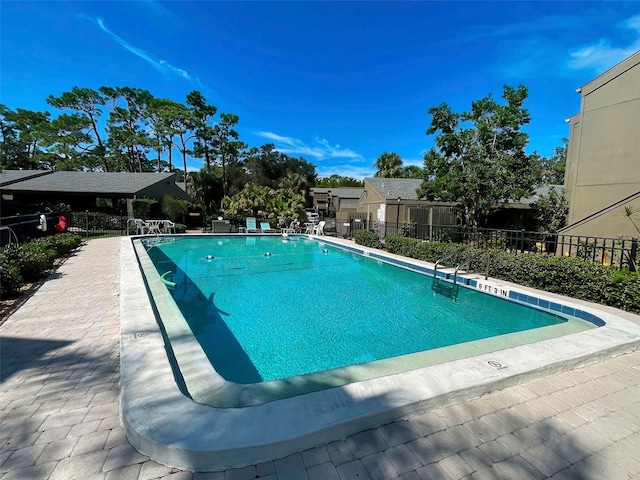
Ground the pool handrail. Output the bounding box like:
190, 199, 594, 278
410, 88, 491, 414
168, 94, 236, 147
433, 246, 467, 279
452, 250, 491, 300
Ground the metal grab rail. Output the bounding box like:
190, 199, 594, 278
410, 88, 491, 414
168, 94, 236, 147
433, 249, 491, 301
452, 250, 491, 298
432, 246, 467, 281
432, 246, 466, 299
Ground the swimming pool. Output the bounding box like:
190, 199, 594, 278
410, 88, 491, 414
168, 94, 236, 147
144, 236, 588, 385
120, 235, 640, 471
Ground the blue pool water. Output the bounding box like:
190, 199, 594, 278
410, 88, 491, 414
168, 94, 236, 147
145, 236, 567, 384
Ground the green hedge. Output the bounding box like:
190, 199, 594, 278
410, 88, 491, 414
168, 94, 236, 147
353, 230, 383, 249
355, 234, 640, 314
1, 234, 83, 298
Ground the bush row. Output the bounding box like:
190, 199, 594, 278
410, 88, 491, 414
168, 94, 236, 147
0, 234, 83, 298
355, 234, 640, 314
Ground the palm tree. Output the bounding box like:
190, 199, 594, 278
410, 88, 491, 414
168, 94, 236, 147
374, 152, 403, 178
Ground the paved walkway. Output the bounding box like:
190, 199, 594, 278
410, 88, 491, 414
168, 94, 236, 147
1, 237, 640, 480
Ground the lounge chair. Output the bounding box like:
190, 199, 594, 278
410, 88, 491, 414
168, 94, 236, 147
260, 222, 276, 233
313, 221, 325, 235
245, 217, 259, 233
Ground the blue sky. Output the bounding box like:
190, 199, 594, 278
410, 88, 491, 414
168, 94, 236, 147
2, 1, 639, 179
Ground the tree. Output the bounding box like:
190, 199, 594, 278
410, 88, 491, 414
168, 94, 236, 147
536, 138, 567, 185
418, 84, 537, 226
212, 113, 241, 199
187, 169, 222, 214
101, 87, 154, 172
222, 183, 271, 217
47, 87, 109, 171
148, 98, 189, 173
532, 186, 568, 233
0, 105, 25, 169
44, 114, 93, 170
222, 183, 305, 221
374, 152, 403, 178
265, 187, 305, 220
402, 165, 423, 179
315, 175, 364, 187
243, 144, 317, 193
186, 91, 217, 172
0, 107, 51, 170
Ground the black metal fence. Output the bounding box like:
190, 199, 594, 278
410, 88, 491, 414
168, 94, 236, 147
340, 219, 638, 271
0, 211, 131, 247
0, 212, 61, 247
4, 211, 636, 271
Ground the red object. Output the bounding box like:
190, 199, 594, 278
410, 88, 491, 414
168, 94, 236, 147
54, 215, 67, 233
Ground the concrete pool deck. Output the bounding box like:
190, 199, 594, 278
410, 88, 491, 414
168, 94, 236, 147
0, 236, 639, 479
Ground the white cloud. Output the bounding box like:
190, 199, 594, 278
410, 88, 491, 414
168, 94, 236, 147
80, 16, 206, 88
253, 131, 364, 161
568, 15, 640, 73
316, 164, 375, 180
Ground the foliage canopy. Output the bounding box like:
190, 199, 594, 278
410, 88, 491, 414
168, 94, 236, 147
418, 85, 538, 226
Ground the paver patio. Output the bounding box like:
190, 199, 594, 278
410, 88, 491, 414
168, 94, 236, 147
1, 236, 639, 479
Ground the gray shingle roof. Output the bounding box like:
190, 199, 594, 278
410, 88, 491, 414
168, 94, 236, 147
311, 187, 365, 199
1, 171, 177, 195
515, 185, 564, 206
0, 170, 52, 187
365, 178, 423, 200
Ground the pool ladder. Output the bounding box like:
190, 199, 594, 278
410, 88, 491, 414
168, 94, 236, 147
433, 249, 490, 301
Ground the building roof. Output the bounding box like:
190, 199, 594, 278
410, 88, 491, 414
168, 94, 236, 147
365, 178, 423, 200
311, 187, 365, 198
1, 171, 178, 195
580, 49, 640, 96
0, 170, 52, 187
512, 185, 564, 207
364, 178, 562, 207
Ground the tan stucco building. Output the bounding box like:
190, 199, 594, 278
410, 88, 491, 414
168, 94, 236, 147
356, 178, 457, 225
562, 50, 640, 238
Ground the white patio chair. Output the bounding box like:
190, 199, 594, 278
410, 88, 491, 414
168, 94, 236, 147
133, 219, 149, 235
312, 221, 325, 235
162, 220, 176, 234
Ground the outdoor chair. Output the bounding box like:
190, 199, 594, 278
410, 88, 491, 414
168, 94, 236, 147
245, 217, 259, 233
313, 221, 325, 235
162, 220, 176, 234
133, 219, 149, 235
260, 222, 276, 233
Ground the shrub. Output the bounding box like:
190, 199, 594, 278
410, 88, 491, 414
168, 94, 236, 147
381, 235, 640, 314
0, 233, 82, 297
43, 233, 82, 256
13, 240, 57, 281
0, 251, 23, 297
132, 198, 158, 218
353, 230, 382, 249
162, 194, 189, 223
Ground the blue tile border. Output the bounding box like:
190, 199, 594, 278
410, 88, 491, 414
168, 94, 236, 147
316, 238, 606, 328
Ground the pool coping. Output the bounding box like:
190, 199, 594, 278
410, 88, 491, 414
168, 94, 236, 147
120, 235, 640, 471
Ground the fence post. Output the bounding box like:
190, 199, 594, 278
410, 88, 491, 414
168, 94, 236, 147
519, 229, 525, 253
630, 238, 638, 272
85, 210, 89, 238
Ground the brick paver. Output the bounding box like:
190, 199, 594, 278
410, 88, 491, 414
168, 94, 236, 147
1, 236, 640, 479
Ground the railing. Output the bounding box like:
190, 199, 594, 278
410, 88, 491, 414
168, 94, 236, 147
0, 213, 60, 246
452, 250, 491, 300
352, 220, 639, 271
432, 248, 490, 300
65, 211, 130, 238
